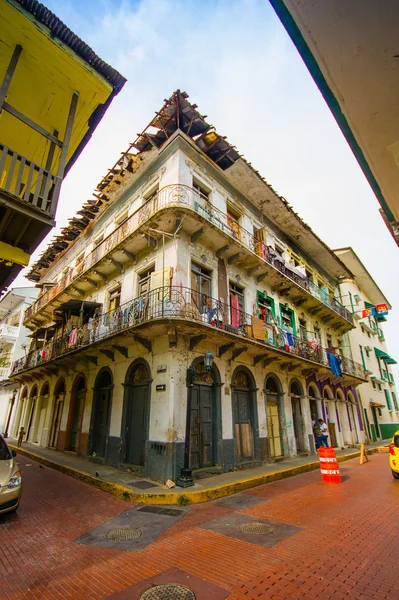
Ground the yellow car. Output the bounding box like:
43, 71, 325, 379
0, 435, 22, 514
389, 430, 399, 480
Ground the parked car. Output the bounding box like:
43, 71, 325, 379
0, 435, 22, 514
389, 430, 399, 480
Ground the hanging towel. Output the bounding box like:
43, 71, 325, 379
327, 352, 342, 377
230, 294, 240, 328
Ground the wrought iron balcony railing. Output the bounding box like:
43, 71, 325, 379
14, 286, 365, 380
0, 144, 58, 216
24, 184, 354, 325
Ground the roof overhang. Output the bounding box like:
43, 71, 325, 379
269, 0, 399, 245
333, 247, 391, 308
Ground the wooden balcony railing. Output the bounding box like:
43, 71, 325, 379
0, 143, 59, 216
24, 184, 354, 325
14, 286, 365, 380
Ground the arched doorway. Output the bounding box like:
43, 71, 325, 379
232, 367, 257, 462
122, 360, 151, 466
26, 385, 38, 441
265, 375, 284, 459
189, 359, 221, 470
90, 369, 113, 458
66, 375, 86, 451
49, 379, 65, 448
290, 380, 305, 452
323, 387, 338, 447
337, 389, 350, 446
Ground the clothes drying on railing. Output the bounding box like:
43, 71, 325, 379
230, 294, 240, 327
68, 327, 78, 347
326, 351, 342, 377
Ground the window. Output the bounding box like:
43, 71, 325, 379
192, 263, 212, 309
360, 326, 365, 334
254, 227, 266, 258
229, 282, 244, 327
314, 326, 321, 344
94, 232, 104, 246
227, 206, 240, 240
193, 180, 210, 202
365, 348, 370, 358
326, 334, 333, 349
115, 209, 129, 225
385, 389, 393, 411
258, 293, 274, 324
299, 319, 307, 341
275, 245, 284, 258
108, 285, 121, 312
392, 392, 399, 411
143, 185, 159, 203
372, 380, 376, 389
280, 305, 295, 334
378, 383, 382, 392
138, 265, 155, 296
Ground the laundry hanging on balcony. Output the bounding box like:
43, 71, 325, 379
326, 351, 342, 377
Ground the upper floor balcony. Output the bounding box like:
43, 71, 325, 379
0, 323, 19, 345
23, 185, 354, 331
0, 367, 10, 381
13, 286, 366, 384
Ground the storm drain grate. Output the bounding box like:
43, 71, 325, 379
105, 527, 142, 541
239, 521, 275, 535
139, 583, 196, 599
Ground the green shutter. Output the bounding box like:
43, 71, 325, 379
349, 291, 355, 314
392, 392, 399, 411
384, 389, 392, 411
359, 345, 366, 370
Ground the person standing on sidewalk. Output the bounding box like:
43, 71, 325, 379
318, 419, 329, 447
17, 427, 25, 448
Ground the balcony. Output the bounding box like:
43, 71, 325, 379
13, 286, 366, 382
24, 185, 354, 330
0, 367, 10, 381
0, 324, 18, 344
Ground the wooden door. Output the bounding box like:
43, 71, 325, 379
50, 399, 63, 448
190, 384, 214, 469
92, 389, 111, 457
233, 389, 254, 461
69, 390, 84, 451
267, 401, 282, 458
126, 385, 149, 466
328, 422, 338, 447
292, 397, 305, 451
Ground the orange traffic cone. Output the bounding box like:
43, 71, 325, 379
318, 446, 342, 483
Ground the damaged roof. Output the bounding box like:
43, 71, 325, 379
27, 90, 351, 281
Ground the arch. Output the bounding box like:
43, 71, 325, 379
323, 385, 333, 400
231, 367, 258, 463
122, 360, 152, 467
21, 386, 28, 399
89, 368, 113, 458
264, 373, 285, 459
184, 356, 222, 470
54, 378, 65, 396
265, 373, 283, 396
40, 381, 50, 397
308, 383, 319, 399
66, 374, 87, 452
29, 384, 38, 398
336, 389, 345, 402
289, 379, 303, 397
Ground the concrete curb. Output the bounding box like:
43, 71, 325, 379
10, 444, 378, 505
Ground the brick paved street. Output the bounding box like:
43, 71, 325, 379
0, 453, 398, 600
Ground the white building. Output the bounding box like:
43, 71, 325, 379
10, 92, 367, 482
0, 287, 39, 436
335, 248, 398, 441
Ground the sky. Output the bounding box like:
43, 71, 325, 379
14, 0, 399, 379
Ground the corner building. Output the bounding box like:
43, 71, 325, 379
11, 92, 367, 482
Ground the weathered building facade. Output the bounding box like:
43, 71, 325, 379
335, 248, 398, 442
11, 92, 367, 481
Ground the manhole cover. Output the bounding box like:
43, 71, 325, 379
239, 521, 275, 535
139, 583, 196, 600
105, 527, 142, 541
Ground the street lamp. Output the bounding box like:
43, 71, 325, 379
176, 351, 214, 488
204, 350, 214, 372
